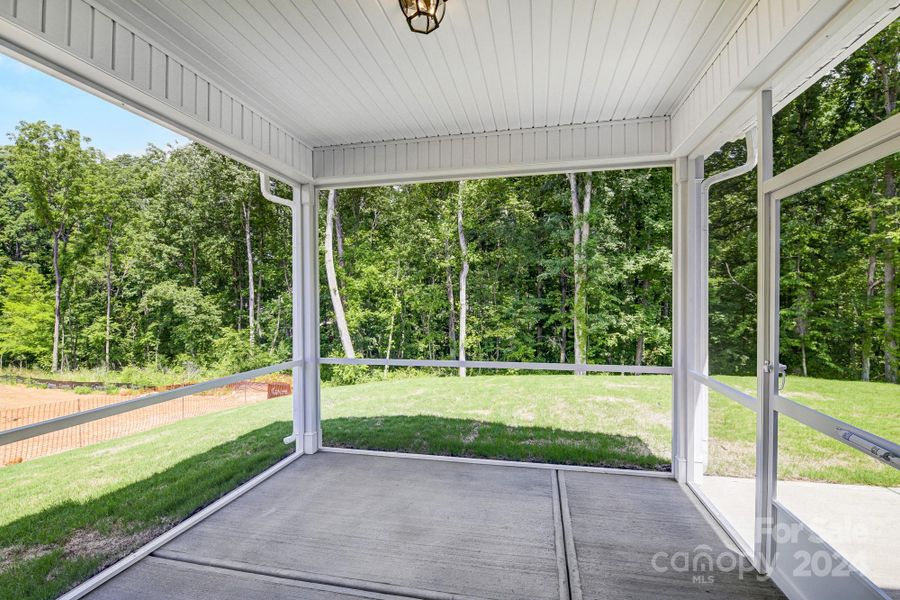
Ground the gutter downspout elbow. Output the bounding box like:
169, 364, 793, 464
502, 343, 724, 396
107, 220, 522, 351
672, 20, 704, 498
260, 172, 294, 208
700, 128, 758, 200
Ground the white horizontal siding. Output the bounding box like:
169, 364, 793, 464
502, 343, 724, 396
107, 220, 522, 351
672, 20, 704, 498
0, 0, 312, 183
313, 118, 671, 186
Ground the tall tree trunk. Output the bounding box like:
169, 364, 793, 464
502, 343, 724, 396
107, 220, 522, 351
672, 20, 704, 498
881, 64, 897, 383
862, 213, 878, 381
51, 227, 62, 372
457, 180, 469, 377
242, 202, 256, 346
444, 240, 457, 358
568, 172, 591, 374
105, 225, 113, 371
560, 274, 567, 363
335, 204, 345, 268
325, 189, 355, 357
884, 160, 897, 383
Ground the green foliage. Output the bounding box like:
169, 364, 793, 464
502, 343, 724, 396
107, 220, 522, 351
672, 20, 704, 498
211, 328, 272, 374
0, 24, 895, 384
707, 21, 899, 381
138, 282, 221, 364
0, 264, 54, 366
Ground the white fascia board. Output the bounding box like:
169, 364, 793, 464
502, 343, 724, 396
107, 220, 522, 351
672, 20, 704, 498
672, 0, 897, 159
0, 1, 314, 185
312, 117, 672, 188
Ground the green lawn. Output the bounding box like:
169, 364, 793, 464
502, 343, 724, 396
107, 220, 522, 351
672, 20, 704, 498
1, 373, 897, 599
323, 374, 673, 470
0, 398, 292, 600
322, 374, 899, 486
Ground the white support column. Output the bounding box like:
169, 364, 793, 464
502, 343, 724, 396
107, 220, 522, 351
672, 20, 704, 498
299, 184, 321, 453
684, 155, 709, 485
672, 158, 689, 483
755, 89, 778, 574
290, 186, 304, 454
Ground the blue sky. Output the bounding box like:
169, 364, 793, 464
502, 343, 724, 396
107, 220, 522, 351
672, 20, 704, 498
0, 53, 185, 156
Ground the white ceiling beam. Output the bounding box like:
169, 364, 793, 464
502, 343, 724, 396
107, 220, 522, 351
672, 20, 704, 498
313, 118, 671, 188
0, 0, 314, 185
671, 0, 898, 158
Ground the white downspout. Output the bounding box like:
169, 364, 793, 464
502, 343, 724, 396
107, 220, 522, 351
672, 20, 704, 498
691, 128, 758, 481
701, 129, 758, 201
260, 172, 293, 208
259, 172, 302, 452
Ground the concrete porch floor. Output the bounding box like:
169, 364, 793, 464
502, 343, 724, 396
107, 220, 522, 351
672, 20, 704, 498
84, 452, 785, 600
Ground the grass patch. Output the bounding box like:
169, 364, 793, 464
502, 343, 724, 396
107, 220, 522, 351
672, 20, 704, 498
0, 397, 292, 600
2, 372, 896, 599
705, 376, 900, 485
322, 374, 674, 469
321, 373, 899, 486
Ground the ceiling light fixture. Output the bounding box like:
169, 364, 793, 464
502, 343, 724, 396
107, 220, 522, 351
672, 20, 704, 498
399, 0, 447, 35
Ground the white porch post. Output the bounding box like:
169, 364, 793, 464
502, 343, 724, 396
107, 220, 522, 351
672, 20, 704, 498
673, 153, 709, 484
672, 158, 689, 483
289, 183, 321, 455
675, 154, 709, 485
300, 184, 321, 453
290, 186, 305, 453
754, 88, 778, 574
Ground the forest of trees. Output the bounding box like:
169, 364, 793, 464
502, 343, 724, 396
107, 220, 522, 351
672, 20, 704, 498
0, 23, 895, 383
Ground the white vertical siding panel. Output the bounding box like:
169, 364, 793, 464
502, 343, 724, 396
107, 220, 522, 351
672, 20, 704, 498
440, 139, 451, 170
92, 11, 113, 69
364, 146, 375, 175
0, 0, 13, 18
16, 0, 42, 31
559, 128, 573, 161
43, 0, 69, 45
353, 146, 365, 176
463, 137, 475, 168
385, 145, 396, 174
149, 47, 166, 100
498, 133, 510, 165
253, 114, 262, 149
333, 147, 344, 178
572, 127, 585, 161
509, 132, 523, 164
183, 70, 196, 115
473, 136, 486, 166
240, 106, 252, 143
374, 145, 385, 174
533, 130, 547, 162
112, 24, 132, 79
451, 137, 463, 169
167, 60, 181, 105
417, 142, 429, 171
522, 131, 535, 164
428, 140, 440, 170
69, 1, 92, 57
262, 121, 270, 155
208, 85, 221, 129
586, 124, 599, 158
484, 135, 498, 166
132, 37, 151, 89
547, 129, 561, 162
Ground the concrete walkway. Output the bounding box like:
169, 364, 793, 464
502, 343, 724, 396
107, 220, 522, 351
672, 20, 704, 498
699, 475, 899, 598
84, 452, 784, 600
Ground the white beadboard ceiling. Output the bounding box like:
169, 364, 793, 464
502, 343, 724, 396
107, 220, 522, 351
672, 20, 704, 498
95, 0, 751, 149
